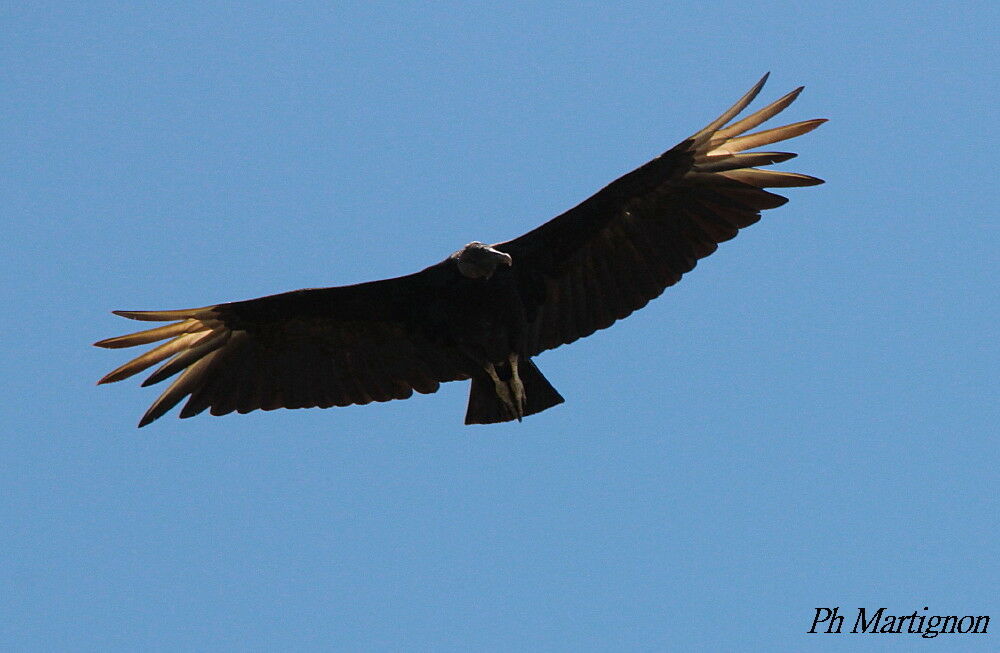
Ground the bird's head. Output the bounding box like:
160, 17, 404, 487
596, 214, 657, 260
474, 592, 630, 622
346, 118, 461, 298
452, 241, 512, 279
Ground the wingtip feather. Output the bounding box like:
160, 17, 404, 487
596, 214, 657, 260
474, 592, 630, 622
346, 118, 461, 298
112, 307, 214, 322
94, 319, 204, 349
687, 73, 771, 144
136, 345, 226, 427
710, 118, 826, 155
717, 168, 826, 188
96, 331, 207, 385
712, 86, 806, 142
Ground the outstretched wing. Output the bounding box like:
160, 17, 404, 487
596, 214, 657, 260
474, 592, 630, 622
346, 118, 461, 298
497, 74, 825, 355
95, 269, 472, 427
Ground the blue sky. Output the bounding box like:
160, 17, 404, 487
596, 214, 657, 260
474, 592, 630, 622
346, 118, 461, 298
4, 2, 998, 650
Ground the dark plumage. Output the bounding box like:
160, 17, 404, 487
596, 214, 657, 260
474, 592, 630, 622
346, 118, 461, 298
96, 74, 825, 427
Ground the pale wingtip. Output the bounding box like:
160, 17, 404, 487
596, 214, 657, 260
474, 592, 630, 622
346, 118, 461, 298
137, 410, 157, 428
96, 371, 126, 385
97, 369, 125, 384
749, 72, 770, 96
94, 334, 131, 348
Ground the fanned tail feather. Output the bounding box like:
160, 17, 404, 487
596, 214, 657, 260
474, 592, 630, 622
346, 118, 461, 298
465, 358, 563, 424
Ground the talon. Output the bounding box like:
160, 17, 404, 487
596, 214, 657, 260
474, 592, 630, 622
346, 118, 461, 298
485, 362, 518, 419
509, 353, 525, 421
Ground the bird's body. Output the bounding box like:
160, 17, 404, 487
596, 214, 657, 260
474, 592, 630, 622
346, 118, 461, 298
96, 75, 825, 427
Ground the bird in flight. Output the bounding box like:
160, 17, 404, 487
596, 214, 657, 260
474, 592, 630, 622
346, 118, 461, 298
96, 74, 825, 427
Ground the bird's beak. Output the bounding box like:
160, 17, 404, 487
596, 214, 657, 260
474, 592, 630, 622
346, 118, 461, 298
488, 247, 512, 266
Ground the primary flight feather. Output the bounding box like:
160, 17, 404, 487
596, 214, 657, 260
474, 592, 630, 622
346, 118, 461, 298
96, 74, 825, 427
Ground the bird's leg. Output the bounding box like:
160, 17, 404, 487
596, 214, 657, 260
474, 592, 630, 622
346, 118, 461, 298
508, 353, 525, 422
484, 362, 521, 422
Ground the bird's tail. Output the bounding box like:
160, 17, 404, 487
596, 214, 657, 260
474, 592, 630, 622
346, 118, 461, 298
465, 358, 564, 425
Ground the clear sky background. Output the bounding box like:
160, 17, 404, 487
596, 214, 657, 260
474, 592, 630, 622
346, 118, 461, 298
3, 2, 997, 650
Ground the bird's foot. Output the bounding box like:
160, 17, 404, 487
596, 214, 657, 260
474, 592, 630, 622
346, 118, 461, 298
485, 361, 522, 422
508, 354, 525, 422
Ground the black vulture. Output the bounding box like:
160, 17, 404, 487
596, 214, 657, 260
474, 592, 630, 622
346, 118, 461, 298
96, 74, 825, 427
